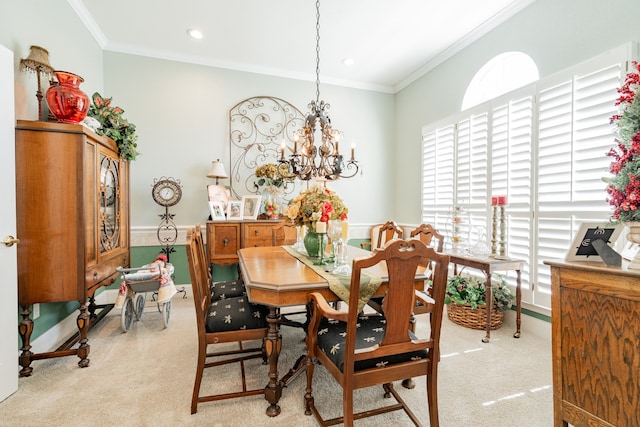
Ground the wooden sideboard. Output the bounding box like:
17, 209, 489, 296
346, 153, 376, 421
546, 260, 640, 427
16, 120, 130, 376
206, 220, 296, 267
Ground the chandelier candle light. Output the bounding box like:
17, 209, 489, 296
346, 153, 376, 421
277, 0, 358, 181
491, 196, 508, 259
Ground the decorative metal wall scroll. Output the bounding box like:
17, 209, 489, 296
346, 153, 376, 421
229, 96, 307, 200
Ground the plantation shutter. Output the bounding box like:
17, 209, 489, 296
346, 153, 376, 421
421, 45, 630, 311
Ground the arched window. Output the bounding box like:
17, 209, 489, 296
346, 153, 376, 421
462, 52, 539, 110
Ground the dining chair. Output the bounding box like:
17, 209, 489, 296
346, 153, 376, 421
304, 239, 450, 426
271, 221, 298, 246
194, 223, 246, 300
364, 220, 404, 313
409, 223, 445, 335
186, 227, 270, 414
360, 220, 404, 251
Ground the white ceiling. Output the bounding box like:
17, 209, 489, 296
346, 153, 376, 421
70, 0, 534, 93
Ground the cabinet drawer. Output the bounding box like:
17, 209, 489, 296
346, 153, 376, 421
207, 223, 240, 259
243, 224, 274, 247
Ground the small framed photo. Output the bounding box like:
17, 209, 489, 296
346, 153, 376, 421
208, 201, 226, 221
565, 222, 622, 262
227, 200, 243, 220
207, 184, 231, 212
242, 195, 261, 220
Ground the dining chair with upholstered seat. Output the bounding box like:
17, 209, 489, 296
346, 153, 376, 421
304, 239, 450, 426
194, 224, 247, 300
360, 220, 404, 251
186, 227, 270, 414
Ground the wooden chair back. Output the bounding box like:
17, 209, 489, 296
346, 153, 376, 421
185, 227, 267, 413
409, 224, 445, 320
410, 223, 444, 252
272, 221, 298, 246
361, 220, 404, 250
306, 239, 450, 426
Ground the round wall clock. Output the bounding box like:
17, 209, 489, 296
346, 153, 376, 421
152, 178, 182, 207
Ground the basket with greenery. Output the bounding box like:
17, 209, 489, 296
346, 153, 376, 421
444, 274, 515, 330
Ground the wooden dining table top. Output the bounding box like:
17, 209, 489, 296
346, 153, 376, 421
237, 245, 426, 308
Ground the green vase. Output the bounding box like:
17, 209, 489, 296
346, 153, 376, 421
304, 231, 327, 258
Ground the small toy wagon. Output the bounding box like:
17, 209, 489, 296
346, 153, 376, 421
115, 255, 177, 332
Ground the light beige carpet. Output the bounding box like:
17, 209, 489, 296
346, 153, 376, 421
0, 288, 552, 426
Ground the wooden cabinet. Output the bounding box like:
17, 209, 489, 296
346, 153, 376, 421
206, 220, 296, 267
546, 260, 640, 427
15, 120, 130, 376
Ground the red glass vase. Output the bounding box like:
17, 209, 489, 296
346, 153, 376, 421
46, 71, 89, 124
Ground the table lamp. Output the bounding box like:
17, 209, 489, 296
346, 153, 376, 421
207, 159, 228, 185
20, 45, 54, 121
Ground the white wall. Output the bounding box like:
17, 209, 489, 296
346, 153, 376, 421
393, 0, 640, 224
102, 52, 395, 228
0, 0, 104, 121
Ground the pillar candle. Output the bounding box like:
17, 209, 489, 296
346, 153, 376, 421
316, 221, 326, 233
341, 220, 349, 239
497, 195, 508, 205
491, 196, 498, 206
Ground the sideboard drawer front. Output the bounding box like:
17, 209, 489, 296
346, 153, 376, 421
208, 223, 240, 258
244, 224, 273, 247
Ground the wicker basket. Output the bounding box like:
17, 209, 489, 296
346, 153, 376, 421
446, 303, 504, 330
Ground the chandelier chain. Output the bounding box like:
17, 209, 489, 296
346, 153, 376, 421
315, 0, 321, 105
276, 0, 359, 181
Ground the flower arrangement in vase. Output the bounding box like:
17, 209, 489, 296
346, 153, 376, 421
284, 184, 348, 257
255, 163, 294, 218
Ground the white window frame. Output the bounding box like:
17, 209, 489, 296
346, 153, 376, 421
422, 43, 636, 310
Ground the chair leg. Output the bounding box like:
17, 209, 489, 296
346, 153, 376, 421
304, 356, 314, 415
383, 382, 393, 398
427, 372, 439, 427
343, 385, 354, 427
191, 342, 207, 414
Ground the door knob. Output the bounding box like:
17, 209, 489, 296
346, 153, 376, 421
1, 235, 20, 247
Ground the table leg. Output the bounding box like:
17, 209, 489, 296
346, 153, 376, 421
483, 274, 492, 343
264, 307, 283, 417
514, 269, 522, 338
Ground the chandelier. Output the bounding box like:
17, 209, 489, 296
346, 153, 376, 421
278, 0, 359, 181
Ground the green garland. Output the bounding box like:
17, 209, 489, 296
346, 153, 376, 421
88, 92, 140, 161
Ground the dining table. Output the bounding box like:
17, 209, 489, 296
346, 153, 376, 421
237, 244, 427, 417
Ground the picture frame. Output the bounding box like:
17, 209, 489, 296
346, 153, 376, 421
227, 200, 243, 220
565, 222, 622, 262
208, 201, 226, 221
621, 239, 640, 261
242, 195, 261, 220
207, 184, 231, 212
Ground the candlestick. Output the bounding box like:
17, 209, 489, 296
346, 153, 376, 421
341, 220, 349, 240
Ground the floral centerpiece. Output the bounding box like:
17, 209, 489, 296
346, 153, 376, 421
284, 184, 348, 229
255, 163, 294, 218
88, 92, 140, 161
284, 184, 348, 257
605, 61, 640, 222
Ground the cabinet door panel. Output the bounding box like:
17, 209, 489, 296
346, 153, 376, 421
208, 223, 240, 259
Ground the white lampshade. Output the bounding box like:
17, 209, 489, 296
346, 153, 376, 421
207, 159, 228, 184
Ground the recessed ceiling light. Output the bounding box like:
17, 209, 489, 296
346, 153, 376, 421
187, 28, 204, 40
342, 58, 355, 66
